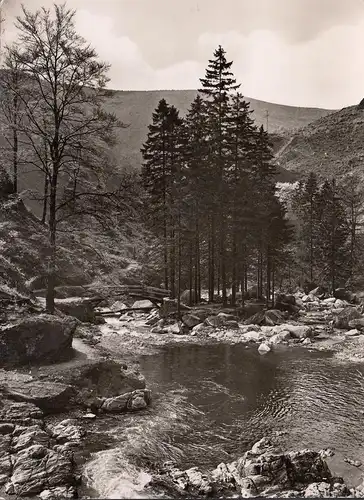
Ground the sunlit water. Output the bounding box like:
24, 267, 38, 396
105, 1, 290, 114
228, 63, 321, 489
84, 344, 364, 497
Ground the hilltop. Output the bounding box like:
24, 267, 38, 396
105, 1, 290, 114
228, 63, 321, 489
102, 89, 334, 172
11, 89, 333, 204
275, 104, 364, 181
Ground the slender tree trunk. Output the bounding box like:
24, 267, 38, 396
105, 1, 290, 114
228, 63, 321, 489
12, 102, 18, 193
189, 240, 193, 305
170, 226, 176, 298
231, 223, 237, 306
272, 261, 275, 307
46, 170, 58, 314
208, 215, 215, 302
266, 250, 271, 309
41, 172, 49, 224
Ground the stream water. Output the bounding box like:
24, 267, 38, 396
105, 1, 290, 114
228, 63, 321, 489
84, 343, 364, 498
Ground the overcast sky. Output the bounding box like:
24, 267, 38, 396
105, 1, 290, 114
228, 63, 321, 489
3, 0, 364, 109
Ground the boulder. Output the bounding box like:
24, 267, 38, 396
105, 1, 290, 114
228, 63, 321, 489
240, 302, 266, 319
101, 389, 151, 413
258, 343, 271, 354
56, 360, 146, 404
1, 381, 75, 412
132, 300, 155, 309
309, 286, 327, 299
167, 322, 183, 334
241, 331, 265, 342
265, 310, 285, 326
0, 400, 43, 425
0, 315, 77, 366
284, 324, 313, 339
39, 486, 76, 500
162, 437, 351, 498
54, 297, 95, 323
304, 481, 350, 497
268, 331, 291, 345
182, 314, 202, 329
333, 307, 362, 329
205, 316, 225, 328
12, 426, 49, 453
9, 445, 74, 496
348, 318, 364, 330
274, 294, 299, 314
344, 329, 360, 337
334, 288, 354, 303
333, 299, 346, 309
50, 419, 85, 444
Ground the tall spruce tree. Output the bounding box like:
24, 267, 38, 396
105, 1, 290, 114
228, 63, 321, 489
199, 45, 240, 304
141, 99, 184, 297
184, 95, 210, 302
226, 92, 256, 304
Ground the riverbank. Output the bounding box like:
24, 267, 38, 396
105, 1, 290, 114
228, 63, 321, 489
3, 288, 364, 499
80, 296, 364, 498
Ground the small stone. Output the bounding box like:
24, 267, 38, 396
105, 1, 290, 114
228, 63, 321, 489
82, 413, 96, 420
258, 342, 271, 354
344, 457, 362, 467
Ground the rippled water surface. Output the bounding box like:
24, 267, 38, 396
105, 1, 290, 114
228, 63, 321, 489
85, 344, 364, 497
140, 345, 364, 482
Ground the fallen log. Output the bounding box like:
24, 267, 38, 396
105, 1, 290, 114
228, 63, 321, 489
96, 306, 156, 316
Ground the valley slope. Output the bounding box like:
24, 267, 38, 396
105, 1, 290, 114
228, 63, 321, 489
276, 104, 364, 181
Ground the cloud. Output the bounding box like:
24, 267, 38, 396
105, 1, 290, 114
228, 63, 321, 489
4, 0, 364, 108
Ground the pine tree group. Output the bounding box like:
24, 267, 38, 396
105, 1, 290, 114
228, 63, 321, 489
142, 46, 291, 306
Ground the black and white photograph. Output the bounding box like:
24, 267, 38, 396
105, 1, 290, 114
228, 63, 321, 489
1, 0, 364, 498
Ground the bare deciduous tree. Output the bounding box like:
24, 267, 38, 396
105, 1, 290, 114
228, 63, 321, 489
6, 3, 121, 312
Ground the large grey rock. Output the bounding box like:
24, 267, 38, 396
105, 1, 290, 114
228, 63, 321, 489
12, 425, 49, 452
59, 360, 146, 402
348, 317, 364, 330
162, 437, 350, 498
49, 419, 85, 444
0, 314, 77, 366
284, 324, 313, 339
182, 314, 202, 329
101, 389, 151, 413
54, 298, 96, 322
0, 400, 43, 425
333, 307, 362, 329
2, 380, 75, 412
10, 444, 74, 496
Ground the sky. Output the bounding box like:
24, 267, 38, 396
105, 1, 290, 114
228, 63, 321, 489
2, 0, 364, 109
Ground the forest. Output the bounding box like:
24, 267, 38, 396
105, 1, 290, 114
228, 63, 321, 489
141, 46, 364, 307
1, 5, 363, 312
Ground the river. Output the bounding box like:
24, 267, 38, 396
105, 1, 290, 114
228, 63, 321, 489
83, 343, 364, 498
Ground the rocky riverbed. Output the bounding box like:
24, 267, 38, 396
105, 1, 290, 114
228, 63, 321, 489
2, 287, 364, 498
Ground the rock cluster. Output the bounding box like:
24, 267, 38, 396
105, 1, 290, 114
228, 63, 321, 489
158, 437, 358, 498
0, 314, 77, 366
0, 401, 83, 498
144, 290, 364, 353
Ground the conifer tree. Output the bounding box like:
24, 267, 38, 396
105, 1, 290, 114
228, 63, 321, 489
338, 173, 364, 286
141, 99, 184, 297
292, 172, 319, 287
226, 92, 256, 304
184, 95, 210, 302
315, 179, 349, 291
199, 45, 240, 304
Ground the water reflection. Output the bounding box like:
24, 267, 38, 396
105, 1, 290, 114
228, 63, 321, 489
140, 344, 364, 484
